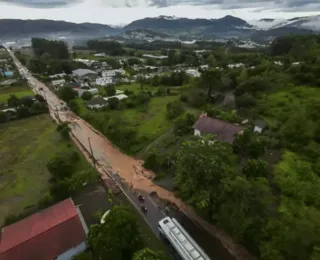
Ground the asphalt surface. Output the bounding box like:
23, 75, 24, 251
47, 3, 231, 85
7, 47, 236, 260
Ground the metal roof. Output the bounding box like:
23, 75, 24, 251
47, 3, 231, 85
159, 217, 210, 260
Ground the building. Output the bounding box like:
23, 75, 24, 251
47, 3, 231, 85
101, 69, 125, 78
142, 54, 168, 60
52, 79, 65, 87
3, 71, 14, 78
185, 69, 201, 78
77, 88, 99, 97
49, 73, 66, 79
193, 113, 243, 143
0, 198, 88, 260
94, 53, 106, 57
96, 77, 114, 86
254, 120, 267, 133
103, 94, 128, 102
72, 69, 97, 79
87, 96, 108, 109
228, 63, 244, 69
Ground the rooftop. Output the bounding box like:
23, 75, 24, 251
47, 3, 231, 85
72, 68, 97, 77
0, 198, 87, 260
193, 115, 243, 143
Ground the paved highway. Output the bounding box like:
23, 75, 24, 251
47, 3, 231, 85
7, 47, 236, 260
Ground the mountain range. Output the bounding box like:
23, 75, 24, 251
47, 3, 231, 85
0, 15, 318, 42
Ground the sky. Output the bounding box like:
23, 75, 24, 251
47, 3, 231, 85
0, 0, 319, 25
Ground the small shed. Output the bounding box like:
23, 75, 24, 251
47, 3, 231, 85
254, 120, 267, 133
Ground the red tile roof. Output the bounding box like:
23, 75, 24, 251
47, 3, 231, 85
193, 116, 243, 143
0, 198, 87, 260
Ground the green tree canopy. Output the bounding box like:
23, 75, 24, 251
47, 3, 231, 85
88, 205, 144, 260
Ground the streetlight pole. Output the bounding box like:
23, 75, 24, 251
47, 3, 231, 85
88, 137, 96, 165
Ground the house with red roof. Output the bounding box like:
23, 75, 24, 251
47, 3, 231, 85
193, 112, 243, 143
0, 198, 88, 260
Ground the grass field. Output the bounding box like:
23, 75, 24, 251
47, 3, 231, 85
0, 85, 33, 103
0, 114, 92, 225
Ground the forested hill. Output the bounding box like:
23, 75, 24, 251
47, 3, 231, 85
0, 19, 116, 37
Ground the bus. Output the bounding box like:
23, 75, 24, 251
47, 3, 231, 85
158, 217, 210, 260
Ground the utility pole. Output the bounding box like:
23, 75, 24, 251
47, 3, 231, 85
88, 137, 96, 165
55, 105, 61, 123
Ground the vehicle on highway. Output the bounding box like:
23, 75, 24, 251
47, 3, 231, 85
158, 217, 210, 260
141, 205, 147, 213
138, 194, 145, 202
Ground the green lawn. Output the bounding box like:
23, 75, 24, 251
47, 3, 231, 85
0, 86, 33, 103
0, 115, 93, 225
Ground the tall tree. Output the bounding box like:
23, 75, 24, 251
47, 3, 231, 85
88, 205, 144, 260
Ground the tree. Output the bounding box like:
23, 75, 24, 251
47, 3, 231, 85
0, 111, 8, 123
20, 96, 34, 107
87, 205, 144, 260
242, 159, 270, 179
81, 91, 93, 101
58, 86, 78, 103
56, 123, 70, 139
108, 97, 120, 110
68, 100, 80, 115
133, 248, 168, 260
174, 113, 196, 136
166, 100, 185, 119
47, 154, 75, 180
233, 130, 265, 159
7, 95, 20, 109
175, 136, 237, 215
106, 85, 116, 97
200, 70, 221, 99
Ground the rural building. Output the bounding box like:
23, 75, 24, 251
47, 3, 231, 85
142, 54, 168, 60
185, 69, 201, 78
193, 113, 243, 143
101, 69, 125, 78
227, 63, 244, 69
87, 96, 108, 109
72, 69, 97, 79
77, 88, 99, 97
96, 77, 114, 86
103, 94, 128, 102
94, 53, 106, 57
254, 120, 267, 133
49, 73, 66, 79
51, 79, 65, 87
0, 198, 88, 260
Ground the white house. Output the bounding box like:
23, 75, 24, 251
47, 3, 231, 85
185, 69, 201, 78
77, 88, 99, 97
142, 54, 168, 60
51, 79, 65, 86
254, 120, 267, 133
103, 94, 128, 102
49, 73, 66, 79
94, 53, 106, 57
72, 69, 98, 79
228, 63, 244, 69
96, 77, 114, 86
101, 69, 125, 78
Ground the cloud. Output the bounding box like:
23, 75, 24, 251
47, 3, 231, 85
1, 0, 320, 11
0, 0, 83, 8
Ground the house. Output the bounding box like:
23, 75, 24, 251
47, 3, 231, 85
228, 63, 244, 69
101, 69, 125, 78
3, 71, 14, 78
96, 77, 114, 86
142, 54, 168, 60
77, 88, 99, 97
49, 73, 66, 79
185, 69, 201, 78
94, 53, 106, 57
72, 69, 97, 79
52, 79, 65, 87
87, 96, 108, 109
193, 113, 243, 143
103, 94, 128, 102
0, 198, 88, 260
254, 120, 267, 133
